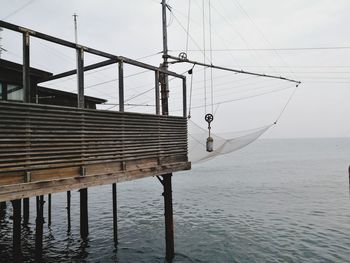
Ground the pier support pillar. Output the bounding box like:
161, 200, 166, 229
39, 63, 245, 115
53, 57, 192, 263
12, 199, 22, 258
67, 191, 71, 232
80, 188, 89, 239
0, 201, 6, 219
48, 194, 52, 227
162, 173, 174, 261
112, 183, 118, 246
35, 195, 44, 260
23, 198, 29, 225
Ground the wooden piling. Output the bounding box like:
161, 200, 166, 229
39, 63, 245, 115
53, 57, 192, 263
162, 174, 174, 261
23, 198, 29, 225
67, 191, 71, 232
112, 183, 118, 246
48, 194, 52, 227
80, 189, 89, 239
12, 199, 22, 258
35, 195, 44, 260
0, 201, 6, 218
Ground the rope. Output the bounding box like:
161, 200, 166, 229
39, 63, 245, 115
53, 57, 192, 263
275, 83, 300, 123
209, 0, 214, 114
202, 0, 207, 115
188, 64, 196, 118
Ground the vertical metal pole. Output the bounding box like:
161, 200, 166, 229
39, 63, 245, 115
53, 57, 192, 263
23, 31, 30, 102
155, 71, 160, 115
182, 78, 187, 118
35, 195, 44, 260
23, 198, 29, 225
48, 194, 52, 227
12, 199, 21, 258
118, 60, 124, 112
162, 174, 174, 261
112, 183, 118, 247
67, 191, 71, 232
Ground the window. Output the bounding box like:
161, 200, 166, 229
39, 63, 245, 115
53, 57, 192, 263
7, 84, 24, 101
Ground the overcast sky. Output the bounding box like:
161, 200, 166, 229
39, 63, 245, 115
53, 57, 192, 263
1, 0, 350, 138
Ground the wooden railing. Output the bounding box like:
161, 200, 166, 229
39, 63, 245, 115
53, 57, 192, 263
0, 101, 188, 186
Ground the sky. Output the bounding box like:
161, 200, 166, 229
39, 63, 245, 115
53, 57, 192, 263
1, 0, 350, 138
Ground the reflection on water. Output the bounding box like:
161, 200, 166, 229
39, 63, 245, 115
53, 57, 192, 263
0, 138, 350, 262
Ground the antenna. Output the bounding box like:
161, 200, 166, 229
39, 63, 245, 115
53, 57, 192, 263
73, 13, 78, 44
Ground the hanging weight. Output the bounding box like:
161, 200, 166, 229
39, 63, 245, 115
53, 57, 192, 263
205, 114, 214, 152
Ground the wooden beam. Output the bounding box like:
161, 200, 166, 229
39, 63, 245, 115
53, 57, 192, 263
0, 162, 190, 202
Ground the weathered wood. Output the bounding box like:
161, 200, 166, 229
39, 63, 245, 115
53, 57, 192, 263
23, 198, 29, 225
48, 193, 51, 226
67, 191, 71, 233
0, 162, 190, 202
0, 101, 187, 169
112, 183, 118, 246
35, 195, 44, 260
162, 174, 174, 261
12, 199, 22, 258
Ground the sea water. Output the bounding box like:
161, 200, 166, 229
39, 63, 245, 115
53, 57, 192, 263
0, 138, 349, 262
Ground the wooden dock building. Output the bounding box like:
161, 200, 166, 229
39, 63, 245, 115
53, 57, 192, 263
0, 19, 190, 261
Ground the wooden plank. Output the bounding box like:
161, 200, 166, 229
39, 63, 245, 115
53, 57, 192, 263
0, 162, 191, 202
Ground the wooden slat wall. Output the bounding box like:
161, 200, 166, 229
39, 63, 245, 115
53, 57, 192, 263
0, 101, 188, 174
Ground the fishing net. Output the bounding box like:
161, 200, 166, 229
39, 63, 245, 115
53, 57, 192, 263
188, 120, 273, 164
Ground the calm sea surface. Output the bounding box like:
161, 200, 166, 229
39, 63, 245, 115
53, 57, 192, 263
0, 138, 350, 262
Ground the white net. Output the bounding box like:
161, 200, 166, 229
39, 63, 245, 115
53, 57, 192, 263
188, 120, 273, 164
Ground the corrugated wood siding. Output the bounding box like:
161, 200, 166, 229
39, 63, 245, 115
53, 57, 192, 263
0, 101, 188, 173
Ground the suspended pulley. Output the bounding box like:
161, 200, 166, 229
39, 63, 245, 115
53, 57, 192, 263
205, 113, 214, 152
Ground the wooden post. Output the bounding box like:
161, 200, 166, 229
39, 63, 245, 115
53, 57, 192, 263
80, 188, 88, 239
23, 198, 29, 225
67, 191, 71, 233
112, 183, 118, 246
23, 31, 30, 102
155, 70, 160, 115
48, 194, 52, 227
0, 201, 6, 219
162, 174, 174, 261
11, 199, 22, 258
160, 1, 175, 260
23, 31, 31, 227
35, 195, 44, 260
77, 47, 89, 239
118, 61, 124, 112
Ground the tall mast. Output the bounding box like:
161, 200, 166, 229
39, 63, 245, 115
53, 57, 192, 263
160, 0, 169, 115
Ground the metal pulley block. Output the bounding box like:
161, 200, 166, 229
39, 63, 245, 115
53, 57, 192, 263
205, 113, 214, 152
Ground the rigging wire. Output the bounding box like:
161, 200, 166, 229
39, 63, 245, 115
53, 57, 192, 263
185, 0, 191, 53
202, 0, 207, 115
1, 0, 37, 20
208, 0, 214, 114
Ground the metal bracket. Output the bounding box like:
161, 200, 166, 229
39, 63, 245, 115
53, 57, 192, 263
80, 166, 86, 176
25, 171, 31, 183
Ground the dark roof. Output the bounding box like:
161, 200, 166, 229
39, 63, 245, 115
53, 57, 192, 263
0, 59, 106, 104
0, 58, 53, 81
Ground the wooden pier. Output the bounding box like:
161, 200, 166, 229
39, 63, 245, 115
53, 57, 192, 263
0, 18, 190, 261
